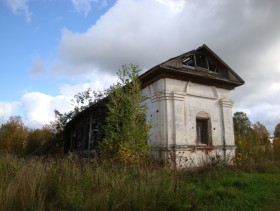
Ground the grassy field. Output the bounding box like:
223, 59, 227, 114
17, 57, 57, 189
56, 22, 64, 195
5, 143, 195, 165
0, 153, 280, 211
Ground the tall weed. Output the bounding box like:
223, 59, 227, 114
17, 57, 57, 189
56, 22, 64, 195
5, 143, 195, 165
0, 153, 280, 210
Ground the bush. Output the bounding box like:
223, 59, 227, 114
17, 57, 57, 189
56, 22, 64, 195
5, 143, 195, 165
100, 64, 151, 164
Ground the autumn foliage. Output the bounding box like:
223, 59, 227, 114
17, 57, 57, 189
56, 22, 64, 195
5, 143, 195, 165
234, 112, 280, 166
0, 116, 61, 156
0, 116, 28, 155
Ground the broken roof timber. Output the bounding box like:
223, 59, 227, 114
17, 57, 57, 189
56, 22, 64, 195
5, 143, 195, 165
139, 44, 244, 90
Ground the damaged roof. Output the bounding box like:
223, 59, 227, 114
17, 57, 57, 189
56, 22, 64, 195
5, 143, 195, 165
139, 44, 245, 90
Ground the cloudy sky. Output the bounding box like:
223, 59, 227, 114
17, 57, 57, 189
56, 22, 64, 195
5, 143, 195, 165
0, 0, 280, 134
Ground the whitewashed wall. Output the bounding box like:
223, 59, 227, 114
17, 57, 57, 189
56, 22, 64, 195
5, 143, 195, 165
142, 78, 236, 167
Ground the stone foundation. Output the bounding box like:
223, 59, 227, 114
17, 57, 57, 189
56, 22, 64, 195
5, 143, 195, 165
151, 145, 236, 168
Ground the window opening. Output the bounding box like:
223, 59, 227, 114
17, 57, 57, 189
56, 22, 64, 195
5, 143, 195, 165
208, 58, 219, 73
182, 52, 221, 75
195, 53, 208, 69
182, 54, 195, 67
196, 119, 208, 145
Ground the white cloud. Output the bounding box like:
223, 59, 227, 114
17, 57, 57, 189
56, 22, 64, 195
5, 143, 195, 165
71, 0, 109, 16
59, 74, 116, 97
155, 0, 186, 13
54, 0, 188, 76
28, 0, 280, 133
72, 0, 93, 17
0, 102, 19, 118
20, 92, 72, 128
18, 74, 116, 128
56, 0, 280, 77
4, 0, 32, 22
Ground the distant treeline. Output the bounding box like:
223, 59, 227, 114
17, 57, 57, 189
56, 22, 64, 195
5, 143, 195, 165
1, 111, 280, 161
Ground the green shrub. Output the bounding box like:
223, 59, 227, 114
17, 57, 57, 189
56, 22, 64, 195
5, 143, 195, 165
100, 64, 151, 164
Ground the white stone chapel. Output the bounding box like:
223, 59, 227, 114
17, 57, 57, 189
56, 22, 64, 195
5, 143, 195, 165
139, 44, 244, 167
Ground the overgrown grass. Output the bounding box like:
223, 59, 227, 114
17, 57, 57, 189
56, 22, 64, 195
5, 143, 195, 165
0, 153, 280, 211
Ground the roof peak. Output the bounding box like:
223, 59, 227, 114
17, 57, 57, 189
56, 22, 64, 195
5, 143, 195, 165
140, 44, 245, 90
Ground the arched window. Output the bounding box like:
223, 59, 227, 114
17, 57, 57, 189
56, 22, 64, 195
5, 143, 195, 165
196, 112, 212, 145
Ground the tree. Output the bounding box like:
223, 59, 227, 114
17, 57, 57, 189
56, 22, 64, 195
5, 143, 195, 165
100, 64, 151, 163
0, 116, 28, 155
25, 126, 54, 155
252, 121, 269, 144
233, 112, 274, 165
233, 111, 251, 137
273, 123, 280, 161
233, 112, 251, 165
274, 123, 280, 138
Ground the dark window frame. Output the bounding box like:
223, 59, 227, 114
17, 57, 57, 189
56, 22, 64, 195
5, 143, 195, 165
196, 117, 212, 146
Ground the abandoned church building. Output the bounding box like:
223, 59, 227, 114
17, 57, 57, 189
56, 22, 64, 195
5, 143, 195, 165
65, 44, 244, 167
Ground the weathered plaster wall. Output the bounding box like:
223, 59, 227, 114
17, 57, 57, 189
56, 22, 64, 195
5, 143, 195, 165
142, 78, 236, 167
